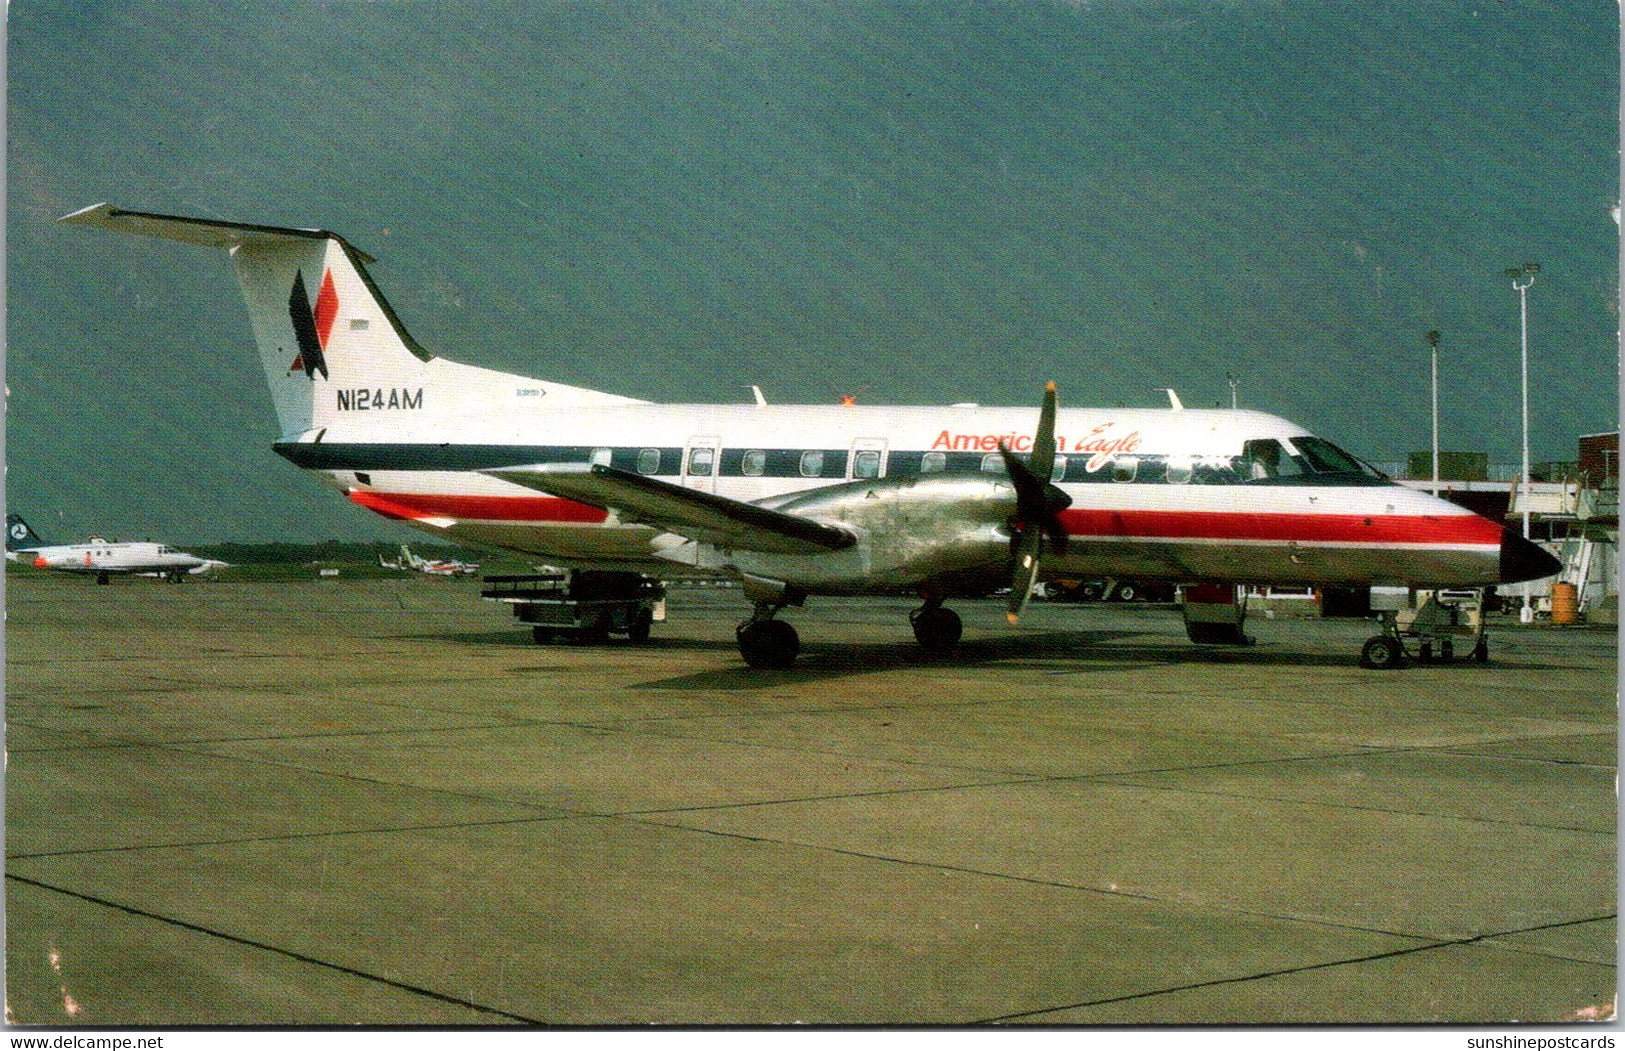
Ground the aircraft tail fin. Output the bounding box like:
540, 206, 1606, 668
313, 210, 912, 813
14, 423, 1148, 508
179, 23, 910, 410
7, 514, 46, 552
60, 204, 433, 438
59, 203, 645, 440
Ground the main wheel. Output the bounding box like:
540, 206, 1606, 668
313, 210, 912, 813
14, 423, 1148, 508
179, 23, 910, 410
627, 608, 653, 644
1360, 635, 1403, 669
738, 619, 799, 669
910, 606, 963, 653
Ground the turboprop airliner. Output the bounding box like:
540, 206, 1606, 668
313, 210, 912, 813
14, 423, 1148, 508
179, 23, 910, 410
6, 513, 227, 584
61, 203, 1558, 666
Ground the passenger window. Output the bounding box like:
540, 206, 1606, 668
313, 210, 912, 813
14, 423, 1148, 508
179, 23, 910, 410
853, 450, 881, 479
799, 450, 825, 477
590, 447, 612, 467
1165, 456, 1194, 484
742, 449, 766, 477
980, 453, 1004, 474
687, 447, 715, 476
1112, 456, 1139, 483
637, 448, 661, 475
920, 451, 946, 474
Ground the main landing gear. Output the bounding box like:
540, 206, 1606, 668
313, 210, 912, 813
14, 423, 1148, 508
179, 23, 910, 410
909, 599, 962, 653
735, 595, 966, 669
737, 604, 801, 669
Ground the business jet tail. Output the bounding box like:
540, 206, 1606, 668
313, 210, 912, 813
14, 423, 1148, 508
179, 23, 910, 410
7, 513, 46, 552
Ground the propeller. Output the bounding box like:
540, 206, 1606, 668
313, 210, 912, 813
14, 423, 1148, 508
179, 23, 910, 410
1000, 382, 1072, 624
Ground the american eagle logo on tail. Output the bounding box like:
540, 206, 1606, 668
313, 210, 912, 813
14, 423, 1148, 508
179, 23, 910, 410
287, 269, 338, 380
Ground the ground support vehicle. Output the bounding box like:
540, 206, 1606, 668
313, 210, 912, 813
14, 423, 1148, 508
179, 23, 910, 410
482, 570, 666, 644
1358, 588, 1489, 669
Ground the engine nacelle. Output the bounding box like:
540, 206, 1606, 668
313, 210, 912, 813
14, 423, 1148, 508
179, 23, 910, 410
723, 473, 1020, 594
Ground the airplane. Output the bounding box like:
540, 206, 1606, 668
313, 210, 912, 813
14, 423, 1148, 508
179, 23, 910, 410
380, 543, 480, 576
6, 513, 228, 584
61, 203, 1559, 666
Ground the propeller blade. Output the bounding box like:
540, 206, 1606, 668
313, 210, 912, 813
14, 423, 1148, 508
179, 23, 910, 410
1003, 382, 1070, 622
1007, 528, 1043, 624
1033, 381, 1058, 483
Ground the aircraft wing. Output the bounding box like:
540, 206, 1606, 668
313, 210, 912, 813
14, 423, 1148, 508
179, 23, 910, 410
485, 465, 855, 555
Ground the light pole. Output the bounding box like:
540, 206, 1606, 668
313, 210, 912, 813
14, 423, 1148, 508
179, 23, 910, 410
1506, 263, 1539, 539
1506, 262, 1539, 624
1227, 374, 1238, 410
1426, 330, 1440, 494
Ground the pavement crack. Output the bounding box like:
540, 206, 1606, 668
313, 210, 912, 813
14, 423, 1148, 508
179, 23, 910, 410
4, 873, 542, 1024
973, 913, 1619, 1023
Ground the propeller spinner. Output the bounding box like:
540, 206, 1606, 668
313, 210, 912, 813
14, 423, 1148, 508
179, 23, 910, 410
999, 382, 1072, 624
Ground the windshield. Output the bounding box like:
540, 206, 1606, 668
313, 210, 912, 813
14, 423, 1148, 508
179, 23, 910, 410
1229, 436, 1384, 483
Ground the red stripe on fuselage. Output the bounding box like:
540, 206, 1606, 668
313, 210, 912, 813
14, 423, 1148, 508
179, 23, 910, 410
347, 490, 1502, 547
1057, 509, 1502, 546
348, 490, 609, 524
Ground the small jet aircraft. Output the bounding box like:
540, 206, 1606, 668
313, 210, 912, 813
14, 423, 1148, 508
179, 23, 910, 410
380, 543, 480, 576
6, 513, 227, 584
62, 204, 1558, 665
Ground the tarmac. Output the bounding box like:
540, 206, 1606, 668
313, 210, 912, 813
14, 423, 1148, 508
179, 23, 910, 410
4, 573, 1617, 1026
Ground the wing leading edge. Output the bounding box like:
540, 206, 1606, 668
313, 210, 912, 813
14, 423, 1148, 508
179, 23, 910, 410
484, 464, 856, 555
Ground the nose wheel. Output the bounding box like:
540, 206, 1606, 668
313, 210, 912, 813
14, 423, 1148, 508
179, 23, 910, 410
737, 604, 800, 669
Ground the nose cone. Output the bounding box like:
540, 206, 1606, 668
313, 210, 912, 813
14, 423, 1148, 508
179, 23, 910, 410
1500, 528, 1561, 584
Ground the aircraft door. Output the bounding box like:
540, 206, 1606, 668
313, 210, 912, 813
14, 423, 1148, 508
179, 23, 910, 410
849, 437, 889, 480
684, 435, 720, 493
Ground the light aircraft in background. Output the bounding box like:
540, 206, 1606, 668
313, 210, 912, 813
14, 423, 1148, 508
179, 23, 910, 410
380, 543, 480, 576
63, 204, 1558, 666
6, 513, 229, 584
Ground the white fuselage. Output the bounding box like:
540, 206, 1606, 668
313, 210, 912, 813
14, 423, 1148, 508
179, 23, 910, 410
9, 538, 212, 577
276, 400, 1509, 594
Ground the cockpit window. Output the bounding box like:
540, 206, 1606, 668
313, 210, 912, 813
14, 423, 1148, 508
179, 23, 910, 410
1291, 435, 1378, 477
1239, 439, 1306, 481
1228, 436, 1383, 484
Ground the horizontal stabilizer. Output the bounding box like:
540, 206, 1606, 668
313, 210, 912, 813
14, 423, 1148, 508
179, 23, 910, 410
59, 203, 376, 262
485, 464, 855, 554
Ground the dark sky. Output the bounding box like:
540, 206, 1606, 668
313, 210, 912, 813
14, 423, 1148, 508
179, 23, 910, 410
7, 0, 1619, 542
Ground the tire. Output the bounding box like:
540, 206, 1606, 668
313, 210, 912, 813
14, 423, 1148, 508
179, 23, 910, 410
738, 619, 799, 669
1360, 636, 1402, 669
910, 606, 963, 653
1472, 638, 1490, 663
627, 608, 653, 644
1079, 582, 1105, 602
532, 626, 559, 645
1115, 584, 1137, 602
1439, 640, 1455, 661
